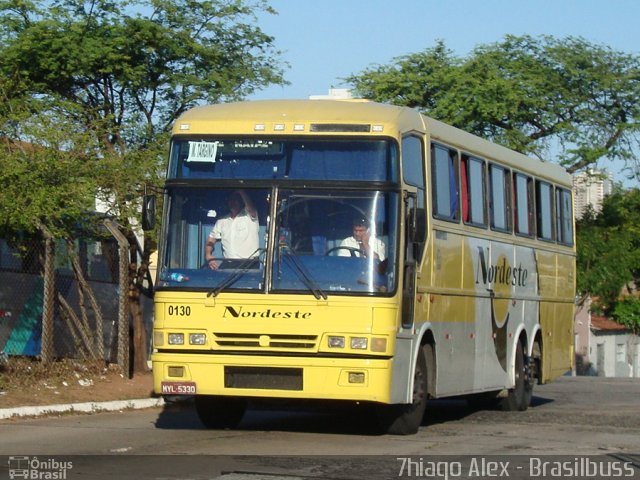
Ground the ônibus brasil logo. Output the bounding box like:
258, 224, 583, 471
8, 456, 73, 480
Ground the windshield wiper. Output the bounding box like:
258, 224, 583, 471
207, 248, 265, 297
280, 244, 327, 300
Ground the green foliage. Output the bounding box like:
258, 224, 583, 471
0, 94, 98, 237
0, 0, 286, 370
576, 217, 635, 307
611, 297, 640, 334
346, 35, 640, 178
0, 0, 286, 144
0, 0, 286, 233
344, 41, 458, 111
576, 187, 640, 315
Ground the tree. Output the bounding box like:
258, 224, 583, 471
343, 41, 458, 113
346, 35, 640, 181
576, 187, 640, 322
0, 0, 287, 371
611, 297, 640, 334
0, 97, 98, 238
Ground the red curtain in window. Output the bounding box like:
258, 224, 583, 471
461, 158, 469, 223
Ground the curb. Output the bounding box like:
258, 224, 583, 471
0, 397, 165, 420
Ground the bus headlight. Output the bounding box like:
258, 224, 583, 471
189, 333, 206, 345
168, 333, 184, 345
350, 337, 368, 350
328, 336, 345, 348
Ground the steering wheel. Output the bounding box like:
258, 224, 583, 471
325, 246, 361, 257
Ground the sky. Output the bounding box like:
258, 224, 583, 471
252, 0, 640, 100
249, 1, 640, 185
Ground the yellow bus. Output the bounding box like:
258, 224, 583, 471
148, 99, 575, 435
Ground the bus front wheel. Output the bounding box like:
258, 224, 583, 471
195, 395, 247, 429
376, 345, 428, 435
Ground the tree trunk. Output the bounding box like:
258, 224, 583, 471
66, 239, 105, 361
128, 260, 149, 373
103, 219, 153, 375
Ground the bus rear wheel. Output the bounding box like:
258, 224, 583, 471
376, 345, 428, 435
500, 341, 534, 411
195, 395, 247, 429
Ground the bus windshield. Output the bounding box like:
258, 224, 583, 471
158, 187, 398, 295
168, 138, 398, 182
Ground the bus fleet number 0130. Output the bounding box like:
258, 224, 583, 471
167, 305, 191, 316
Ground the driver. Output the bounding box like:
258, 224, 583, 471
339, 217, 386, 261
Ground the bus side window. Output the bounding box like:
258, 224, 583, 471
403, 135, 427, 255
513, 172, 534, 237
489, 164, 511, 233
536, 180, 555, 241
461, 155, 487, 228
556, 187, 574, 246
431, 143, 459, 222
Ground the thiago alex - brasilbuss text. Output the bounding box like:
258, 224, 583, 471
396, 457, 636, 478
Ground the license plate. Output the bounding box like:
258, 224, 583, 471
161, 381, 196, 395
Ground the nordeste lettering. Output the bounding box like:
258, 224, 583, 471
223, 305, 311, 319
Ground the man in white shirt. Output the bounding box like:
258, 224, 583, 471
339, 217, 386, 261
205, 190, 259, 269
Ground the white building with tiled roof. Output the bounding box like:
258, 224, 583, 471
574, 297, 640, 377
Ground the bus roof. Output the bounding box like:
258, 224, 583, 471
174, 99, 571, 186
174, 99, 423, 136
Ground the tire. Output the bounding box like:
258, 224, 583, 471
195, 395, 247, 429
500, 340, 534, 411
376, 345, 428, 435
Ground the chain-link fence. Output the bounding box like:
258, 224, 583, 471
0, 223, 151, 372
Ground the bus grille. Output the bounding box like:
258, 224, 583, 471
213, 332, 318, 351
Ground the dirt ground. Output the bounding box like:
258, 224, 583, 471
0, 357, 155, 409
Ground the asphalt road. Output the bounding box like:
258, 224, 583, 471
1, 376, 639, 479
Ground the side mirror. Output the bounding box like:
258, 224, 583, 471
142, 194, 156, 231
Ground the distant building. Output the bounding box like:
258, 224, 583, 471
589, 316, 640, 377
574, 297, 640, 377
309, 88, 353, 100
572, 169, 613, 219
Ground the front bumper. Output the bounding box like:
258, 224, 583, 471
152, 351, 393, 403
